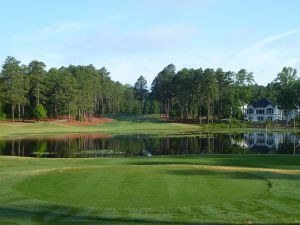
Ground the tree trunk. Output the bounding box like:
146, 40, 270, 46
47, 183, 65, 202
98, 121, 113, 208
37, 87, 40, 105
22, 105, 25, 121
207, 99, 210, 124
11, 105, 15, 123
18, 105, 21, 120
242, 97, 245, 123
198, 100, 202, 125
101, 96, 104, 116
212, 102, 214, 124
55, 104, 58, 119
89, 111, 92, 122
68, 106, 71, 123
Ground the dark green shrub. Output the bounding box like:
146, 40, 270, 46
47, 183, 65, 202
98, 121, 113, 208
32, 104, 47, 121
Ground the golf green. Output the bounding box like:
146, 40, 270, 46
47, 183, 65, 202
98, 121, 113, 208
15, 165, 268, 209
1, 156, 300, 224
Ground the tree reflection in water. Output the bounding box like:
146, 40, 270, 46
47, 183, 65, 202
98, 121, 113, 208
0, 132, 299, 158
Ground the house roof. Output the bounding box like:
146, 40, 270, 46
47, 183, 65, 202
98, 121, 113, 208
249, 98, 276, 108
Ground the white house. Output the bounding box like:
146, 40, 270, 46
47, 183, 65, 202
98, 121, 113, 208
244, 98, 299, 122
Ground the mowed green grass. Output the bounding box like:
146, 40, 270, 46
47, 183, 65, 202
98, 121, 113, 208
0, 115, 298, 139
0, 155, 300, 225
0, 114, 284, 138
0, 115, 201, 137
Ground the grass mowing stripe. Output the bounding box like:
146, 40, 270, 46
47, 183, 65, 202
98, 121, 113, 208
0, 156, 300, 224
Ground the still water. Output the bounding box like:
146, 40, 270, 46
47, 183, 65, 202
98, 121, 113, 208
0, 132, 299, 158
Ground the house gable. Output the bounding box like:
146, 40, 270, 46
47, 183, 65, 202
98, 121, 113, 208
251, 99, 275, 108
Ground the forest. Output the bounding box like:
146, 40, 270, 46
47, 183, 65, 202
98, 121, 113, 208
0, 56, 299, 123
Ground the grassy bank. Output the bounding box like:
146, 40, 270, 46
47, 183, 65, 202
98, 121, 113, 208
0, 118, 200, 137
0, 155, 299, 225
0, 114, 298, 138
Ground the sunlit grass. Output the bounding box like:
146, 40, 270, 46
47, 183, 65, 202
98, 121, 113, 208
0, 155, 299, 225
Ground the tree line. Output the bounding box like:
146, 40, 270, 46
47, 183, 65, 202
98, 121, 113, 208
0, 56, 148, 122
151, 64, 300, 123
0, 56, 299, 123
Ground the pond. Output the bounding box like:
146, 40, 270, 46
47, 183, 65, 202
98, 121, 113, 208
0, 132, 299, 158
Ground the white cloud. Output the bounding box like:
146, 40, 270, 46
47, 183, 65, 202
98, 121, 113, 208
216, 28, 300, 85
6, 18, 300, 86
238, 28, 300, 56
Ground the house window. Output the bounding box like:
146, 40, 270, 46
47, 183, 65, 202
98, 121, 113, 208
266, 108, 274, 114
267, 116, 273, 121
257, 116, 264, 121
256, 109, 265, 114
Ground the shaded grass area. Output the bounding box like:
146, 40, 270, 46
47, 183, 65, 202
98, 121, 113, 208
1, 204, 297, 225
0, 155, 300, 224
126, 155, 300, 169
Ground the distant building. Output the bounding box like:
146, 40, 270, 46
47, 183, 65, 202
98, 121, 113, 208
244, 98, 299, 122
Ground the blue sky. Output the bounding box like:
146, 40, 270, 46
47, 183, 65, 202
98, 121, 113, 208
1, 0, 300, 86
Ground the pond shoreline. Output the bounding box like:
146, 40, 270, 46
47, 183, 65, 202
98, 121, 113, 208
0, 120, 299, 138
0, 131, 299, 157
